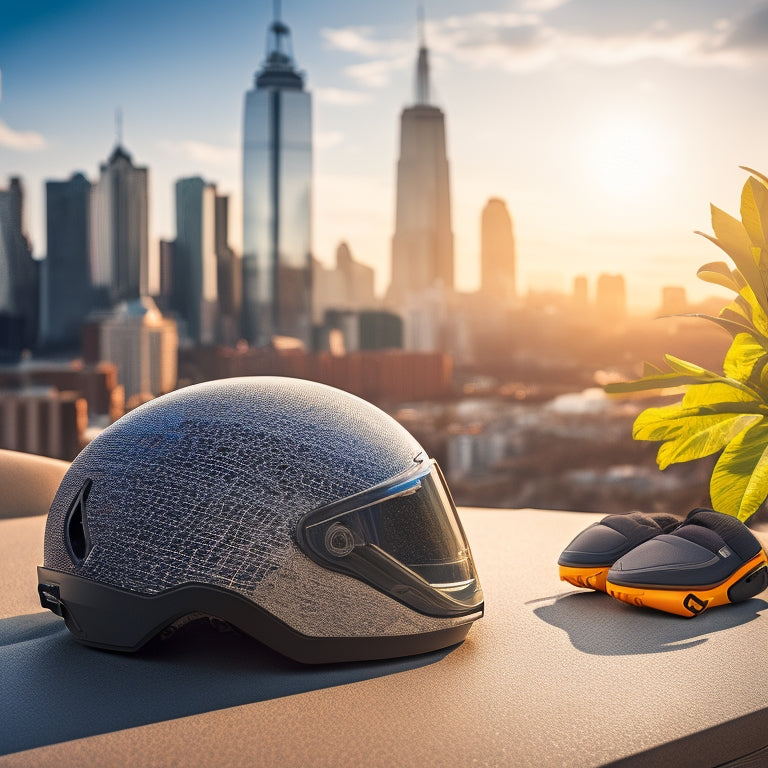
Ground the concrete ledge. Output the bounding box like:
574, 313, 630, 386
1, 454, 766, 766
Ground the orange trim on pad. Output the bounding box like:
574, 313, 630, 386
605, 550, 768, 617
559, 565, 609, 592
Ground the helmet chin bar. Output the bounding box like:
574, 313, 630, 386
37, 567, 480, 664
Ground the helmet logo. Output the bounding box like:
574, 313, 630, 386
65, 479, 93, 565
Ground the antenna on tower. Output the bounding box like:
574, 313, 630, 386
115, 108, 123, 147
415, 6, 430, 104
274, 0, 281, 21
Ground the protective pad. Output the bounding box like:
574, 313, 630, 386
606, 507, 768, 617
558, 511, 681, 592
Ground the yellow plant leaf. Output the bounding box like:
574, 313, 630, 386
711, 420, 768, 520
741, 176, 768, 250
697, 261, 741, 292
722, 333, 768, 383
657, 413, 761, 470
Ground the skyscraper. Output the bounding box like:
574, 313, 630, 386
90, 144, 149, 305
0, 176, 38, 352
595, 273, 627, 324
100, 297, 178, 403
388, 32, 453, 309
214, 194, 242, 345
42, 172, 93, 349
480, 198, 516, 307
242, 9, 312, 347
174, 177, 219, 344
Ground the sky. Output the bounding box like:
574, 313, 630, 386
2, 0, 768, 310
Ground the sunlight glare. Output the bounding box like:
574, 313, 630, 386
586, 118, 665, 197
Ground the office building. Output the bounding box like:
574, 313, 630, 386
388, 33, 454, 309
42, 172, 93, 349
90, 144, 149, 304
174, 177, 219, 344
242, 9, 312, 347
0, 387, 87, 461
595, 273, 627, 324
480, 198, 516, 306
660, 285, 687, 316
99, 297, 177, 402
0, 176, 38, 351
572, 275, 589, 311
312, 241, 376, 322
214, 194, 242, 345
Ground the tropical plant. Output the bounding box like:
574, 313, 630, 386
605, 168, 768, 522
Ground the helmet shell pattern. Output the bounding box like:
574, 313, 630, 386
44, 377, 476, 638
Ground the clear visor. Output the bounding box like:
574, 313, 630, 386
296, 459, 483, 617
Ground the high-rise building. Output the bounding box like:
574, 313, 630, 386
572, 275, 589, 311
480, 198, 516, 306
242, 9, 312, 347
99, 297, 177, 403
312, 241, 376, 322
174, 177, 219, 344
42, 172, 93, 349
388, 32, 453, 309
214, 194, 242, 345
0, 176, 38, 352
90, 144, 149, 304
660, 285, 687, 316
595, 273, 627, 324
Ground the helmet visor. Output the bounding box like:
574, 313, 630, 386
296, 459, 483, 617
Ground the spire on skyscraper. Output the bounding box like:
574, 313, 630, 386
416, 7, 430, 105
257, 1, 303, 89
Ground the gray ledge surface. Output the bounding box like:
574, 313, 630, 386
0, 457, 766, 766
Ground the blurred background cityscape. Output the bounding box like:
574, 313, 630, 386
2, 0, 768, 513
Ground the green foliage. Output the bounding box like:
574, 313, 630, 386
605, 169, 768, 521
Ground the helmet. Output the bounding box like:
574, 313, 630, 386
38, 377, 483, 663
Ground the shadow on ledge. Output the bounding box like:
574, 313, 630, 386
531, 590, 768, 656
1, 611, 454, 756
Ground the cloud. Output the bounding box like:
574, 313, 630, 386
722, 3, 768, 49
343, 57, 411, 87
315, 87, 371, 105
322, 7, 768, 81
321, 26, 408, 58
0, 69, 46, 152
159, 139, 237, 167
0, 119, 46, 151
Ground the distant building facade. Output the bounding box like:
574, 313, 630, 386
214, 194, 242, 345
99, 297, 177, 402
0, 387, 87, 461
572, 275, 589, 311
90, 144, 149, 304
388, 36, 453, 311
42, 172, 93, 349
660, 285, 687, 316
480, 198, 516, 307
174, 177, 219, 345
0, 176, 38, 352
312, 241, 376, 322
595, 273, 627, 324
242, 11, 312, 347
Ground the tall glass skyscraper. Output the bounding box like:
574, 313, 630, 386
242, 11, 312, 347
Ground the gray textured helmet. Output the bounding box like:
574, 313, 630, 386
38, 377, 483, 663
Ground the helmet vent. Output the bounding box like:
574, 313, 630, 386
65, 479, 93, 564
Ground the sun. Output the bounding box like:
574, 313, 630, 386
585, 117, 666, 196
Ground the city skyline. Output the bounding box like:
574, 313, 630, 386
2, 1, 768, 309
